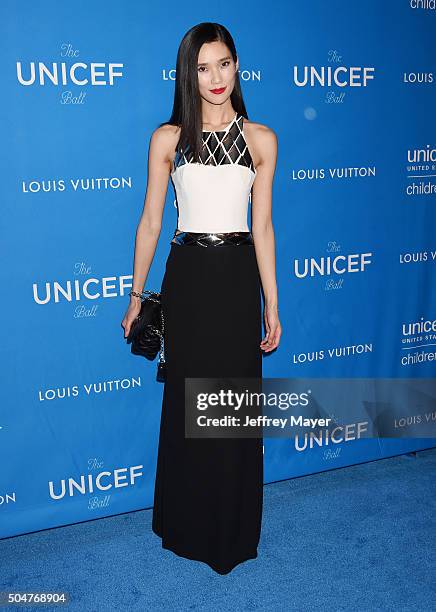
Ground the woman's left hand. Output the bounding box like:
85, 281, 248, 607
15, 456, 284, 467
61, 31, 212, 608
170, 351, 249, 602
260, 305, 281, 352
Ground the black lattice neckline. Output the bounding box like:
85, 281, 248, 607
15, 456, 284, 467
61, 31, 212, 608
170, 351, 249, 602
172, 112, 256, 175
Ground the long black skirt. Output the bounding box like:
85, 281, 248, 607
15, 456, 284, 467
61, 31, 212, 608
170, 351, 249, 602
152, 239, 263, 575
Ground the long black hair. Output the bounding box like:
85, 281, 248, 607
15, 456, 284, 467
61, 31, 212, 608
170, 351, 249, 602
160, 22, 249, 165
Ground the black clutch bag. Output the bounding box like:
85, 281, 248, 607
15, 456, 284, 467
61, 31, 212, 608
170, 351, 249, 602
126, 290, 166, 382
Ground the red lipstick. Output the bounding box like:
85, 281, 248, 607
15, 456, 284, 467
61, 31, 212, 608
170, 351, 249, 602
210, 86, 226, 95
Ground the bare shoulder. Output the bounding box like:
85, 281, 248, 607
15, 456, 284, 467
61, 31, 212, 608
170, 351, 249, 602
244, 118, 277, 141
243, 117, 278, 168
150, 123, 181, 164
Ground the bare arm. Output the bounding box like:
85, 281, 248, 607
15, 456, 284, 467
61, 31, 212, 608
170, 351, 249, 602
251, 127, 281, 352
122, 126, 174, 337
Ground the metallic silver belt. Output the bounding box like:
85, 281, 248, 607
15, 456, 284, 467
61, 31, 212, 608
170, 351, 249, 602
171, 230, 254, 247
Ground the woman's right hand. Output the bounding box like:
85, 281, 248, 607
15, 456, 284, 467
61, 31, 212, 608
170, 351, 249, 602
121, 298, 142, 338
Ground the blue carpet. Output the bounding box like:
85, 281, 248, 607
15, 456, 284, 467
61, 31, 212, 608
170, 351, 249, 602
1, 448, 435, 611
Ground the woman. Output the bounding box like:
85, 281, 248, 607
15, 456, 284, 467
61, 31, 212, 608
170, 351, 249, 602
122, 22, 281, 574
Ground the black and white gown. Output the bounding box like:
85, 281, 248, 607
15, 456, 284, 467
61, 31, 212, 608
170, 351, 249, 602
152, 111, 263, 575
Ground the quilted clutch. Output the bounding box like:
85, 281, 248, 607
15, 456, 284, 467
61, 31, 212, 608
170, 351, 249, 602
126, 290, 166, 382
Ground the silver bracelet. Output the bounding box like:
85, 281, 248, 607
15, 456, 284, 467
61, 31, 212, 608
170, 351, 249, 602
129, 290, 143, 299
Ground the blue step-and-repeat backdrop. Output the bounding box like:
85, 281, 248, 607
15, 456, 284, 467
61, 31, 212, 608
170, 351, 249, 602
2, 0, 435, 538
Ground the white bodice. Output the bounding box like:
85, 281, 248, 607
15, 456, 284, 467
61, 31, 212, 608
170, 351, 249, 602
171, 112, 256, 233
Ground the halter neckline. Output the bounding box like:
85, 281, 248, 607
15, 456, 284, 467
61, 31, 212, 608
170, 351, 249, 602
202, 111, 238, 134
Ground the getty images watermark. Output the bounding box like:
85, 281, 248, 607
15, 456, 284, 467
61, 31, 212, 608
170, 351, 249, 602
184, 377, 436, 439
